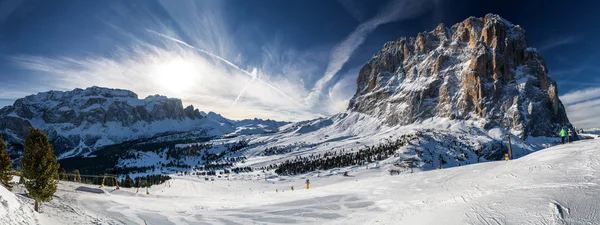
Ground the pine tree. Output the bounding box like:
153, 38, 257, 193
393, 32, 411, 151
73, 169, 81, 182
21, 128, 60, 212
0, 136, 14, 191
58, 168, 67, 181
124, 174, 134, 188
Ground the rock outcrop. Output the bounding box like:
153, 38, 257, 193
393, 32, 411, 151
348, 14, 572, 138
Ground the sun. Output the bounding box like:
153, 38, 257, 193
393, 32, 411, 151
152, 59, 198, 94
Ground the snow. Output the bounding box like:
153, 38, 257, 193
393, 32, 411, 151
9, 138, 600, 224
0, 178, 40, 225
100, 110, 565, 181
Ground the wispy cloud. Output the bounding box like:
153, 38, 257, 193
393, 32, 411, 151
327, 67, 361, 114
157, 0, 234, 58
6, 0, 437, 122
0, 88, 35, 101
539, 35, 582, 51
561, 88, 600, 106
7, 0, 335, 121
145, 29, 303, 107
560, 87, 600, 129
336, 0, 366, 22
0, 0, 24, 22
550, 54, 600, 84
305, 0, 439, 106
11, 43, 319, 121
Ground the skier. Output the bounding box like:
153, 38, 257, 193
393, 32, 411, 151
568, 128, 573, 143
560, 128, 566, 144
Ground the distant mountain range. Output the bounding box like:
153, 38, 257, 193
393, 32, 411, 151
0, 86, 288, 158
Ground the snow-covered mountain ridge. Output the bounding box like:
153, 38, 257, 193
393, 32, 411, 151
0, 86, 288, 158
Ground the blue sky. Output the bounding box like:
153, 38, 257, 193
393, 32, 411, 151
1, 0, 599, 126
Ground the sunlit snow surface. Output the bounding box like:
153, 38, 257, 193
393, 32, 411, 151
0, 177, 40, 224
6, 137, 600, 225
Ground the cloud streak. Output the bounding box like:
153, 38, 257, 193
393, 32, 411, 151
560, 87, 600, 129
539, 35, 582, 51
560, 88, 600, 106
0, 0, 24, 22
7, 0, 334, 122
306, 0, 438, 106
11, 43, 318, 121
146, 29, 303, 107
336, 0, 366, 22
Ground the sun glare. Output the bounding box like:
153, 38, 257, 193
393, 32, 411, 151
152, 59, 198, 94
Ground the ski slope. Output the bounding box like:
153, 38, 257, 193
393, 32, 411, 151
0, 179, 40, 224
8, 138, 599, 224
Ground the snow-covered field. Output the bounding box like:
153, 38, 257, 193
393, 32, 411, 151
4, 138, 600, 225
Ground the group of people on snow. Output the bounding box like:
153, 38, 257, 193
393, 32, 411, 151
559, 127, 576, 144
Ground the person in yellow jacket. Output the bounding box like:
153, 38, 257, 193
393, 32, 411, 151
559, 128, 567, 144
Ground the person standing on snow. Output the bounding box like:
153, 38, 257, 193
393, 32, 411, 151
568, 128, 573, 143
560, 128, 567, 144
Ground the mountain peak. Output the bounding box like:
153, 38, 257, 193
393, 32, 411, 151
483, 13, 514, 26
348, 14, 571, 138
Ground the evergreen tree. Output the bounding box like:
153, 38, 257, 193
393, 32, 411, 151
0, 136, 13, 190
73, 169, 81, 182
58, 168, 67, 181
21, 128, 60, 212
124, 174, 134, 188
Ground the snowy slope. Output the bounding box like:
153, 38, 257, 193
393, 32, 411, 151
108, 110, 561, 179
235, 111, 557, 169
0, 181, 40, 225
22, 138, 600, 224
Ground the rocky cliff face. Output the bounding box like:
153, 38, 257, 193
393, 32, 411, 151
0, 87, 210, 157
348, 14, 571, 138
0, 86, 290, 158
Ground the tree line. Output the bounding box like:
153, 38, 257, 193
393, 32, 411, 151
273, 134, 418, 175
118, 174, 171, 188
260, 142, 317, 156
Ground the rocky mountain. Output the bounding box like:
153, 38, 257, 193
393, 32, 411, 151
348, 14, 572, 138
0, 86, 286, 158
